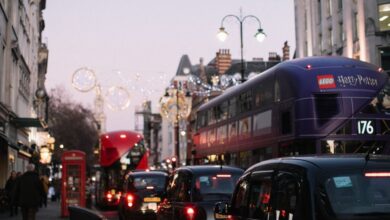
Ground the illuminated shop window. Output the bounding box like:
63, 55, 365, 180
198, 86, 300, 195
379, 4, 390, 32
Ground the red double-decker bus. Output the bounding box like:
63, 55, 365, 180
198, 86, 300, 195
95, 130, 148, 208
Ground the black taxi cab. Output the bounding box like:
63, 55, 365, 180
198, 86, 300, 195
118, 171, 169, 220
157, 165, 244, 220
214, 154, 390, 220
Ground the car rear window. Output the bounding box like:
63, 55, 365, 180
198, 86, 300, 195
323, 171, 390, 217
193, 173, 241, 201
129, 175, 167, 190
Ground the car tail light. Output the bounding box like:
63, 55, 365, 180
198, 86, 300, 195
106, 192, 113, 201
126, 193, 134, 207
185, 207, 195, 220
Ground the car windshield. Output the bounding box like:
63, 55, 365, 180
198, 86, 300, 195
323, 171, 390, 218
130, 175, 167, 190
193, 173, 241, 201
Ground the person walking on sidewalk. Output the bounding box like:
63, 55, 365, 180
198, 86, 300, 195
40, 175, 49, 207
14, 164, 45, 220
5, 171, 18, 216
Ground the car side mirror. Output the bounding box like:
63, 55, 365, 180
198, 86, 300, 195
214, 201, 230, 220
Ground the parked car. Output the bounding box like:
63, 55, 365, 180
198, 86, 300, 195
214, 154, 390, 220
118, 171, 169, 220
157, 165, 244, 220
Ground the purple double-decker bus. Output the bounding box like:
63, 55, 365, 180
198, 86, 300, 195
193, 56, 390, 169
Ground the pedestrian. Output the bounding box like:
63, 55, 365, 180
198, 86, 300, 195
48, 185, 55, 202
40, 175, 49, 207
14, 164, 45, 220
5, 170, 18, 216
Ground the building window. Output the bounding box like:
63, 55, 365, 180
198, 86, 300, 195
338, 0, 343, 11
379, 4, 390, 32
0, 45, 4, 93
380, 47, 390, 72
339, 22, 344, 43
353, 12, 358, 40
328, 0, 333, 16
19, 65, 31, 99
317, 0, 322, 24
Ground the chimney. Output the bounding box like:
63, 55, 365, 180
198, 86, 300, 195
268, 52, 281, 61
216, 49, 232, 75
282, 41, 290, 61
199, 57, 208, 84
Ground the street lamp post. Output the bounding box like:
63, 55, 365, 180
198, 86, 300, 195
217, 12, 266, 82
160, 80, 192, 167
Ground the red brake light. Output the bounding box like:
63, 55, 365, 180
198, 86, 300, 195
127, 194, 134, 207
364, 172, 390, 177
106, 192, 113, 202
185, 207, 195, 219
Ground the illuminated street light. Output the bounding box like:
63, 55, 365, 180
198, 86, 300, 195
40, 146, 52, 164
217, 11, 266, 82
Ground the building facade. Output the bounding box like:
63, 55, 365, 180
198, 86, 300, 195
294, 0, 390, 71
0, 0, 48, 187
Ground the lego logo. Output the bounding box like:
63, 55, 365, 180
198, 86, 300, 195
319, 78, 334, 85
317, 74, 336, 89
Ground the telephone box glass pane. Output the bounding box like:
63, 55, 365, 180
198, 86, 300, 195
66, 165, 81, 206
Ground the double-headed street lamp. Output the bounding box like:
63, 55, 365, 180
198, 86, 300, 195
160, 80, 192, 167
217, 12, 266, 82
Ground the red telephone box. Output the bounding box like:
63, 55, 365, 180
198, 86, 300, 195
61, 150, 86, 217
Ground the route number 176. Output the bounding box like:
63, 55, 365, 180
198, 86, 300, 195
357, 120, 375, 135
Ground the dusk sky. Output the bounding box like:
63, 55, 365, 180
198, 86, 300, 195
42, 0, 295, 132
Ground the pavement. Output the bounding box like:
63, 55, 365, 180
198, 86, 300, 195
0, 200, 119, 220
0, 200, 65, 220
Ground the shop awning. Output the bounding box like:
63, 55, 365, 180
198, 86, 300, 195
11, 117, 48, 129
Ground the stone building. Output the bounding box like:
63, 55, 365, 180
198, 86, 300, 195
0, 0, 49, 187
294, 0, 390, 71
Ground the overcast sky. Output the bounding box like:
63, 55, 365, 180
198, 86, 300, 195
43, 0, 295, 132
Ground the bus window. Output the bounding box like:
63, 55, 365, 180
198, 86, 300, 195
197, 111, 207, 129
314, 93, 340, 126
229, 97, 237, 118
221, 101, 228, 121
281, 110, 292, 134
238, 91, 253, 114
275, 80, 281, 102
208, 108, 216, 125
245, 91, 253, 112
215, 105, 223, 122
254, 78, 274, 109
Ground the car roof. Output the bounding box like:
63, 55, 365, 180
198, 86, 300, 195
246, 154, 390, 173
177, 165, 244, 175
